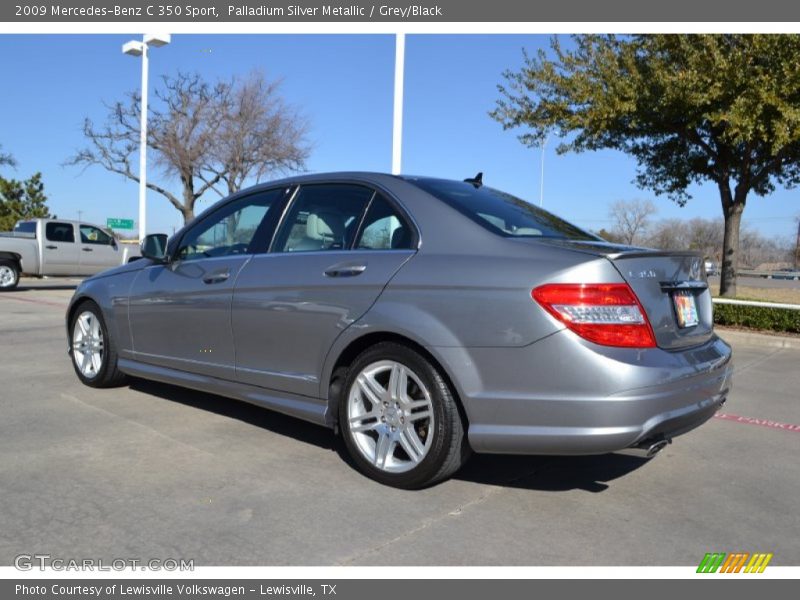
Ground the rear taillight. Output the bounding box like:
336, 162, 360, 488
532, 283, 656, 348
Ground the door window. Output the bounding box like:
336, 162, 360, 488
45, 222, 75, 243
176, 190, 281, 262
274, 184, 374, 253
355, 194, 414, 250
79, 225, 114, 245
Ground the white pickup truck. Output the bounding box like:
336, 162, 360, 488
0, 218, 141, 290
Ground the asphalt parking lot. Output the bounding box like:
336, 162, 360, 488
1, 279, 799, 566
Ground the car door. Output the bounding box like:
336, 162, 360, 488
232, 184, 417, 397
77, 224, 122, 275
127, 188, 285, 380
41, 222, 80, 275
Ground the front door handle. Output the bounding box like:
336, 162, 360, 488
203, 270, 231, 284
82, 247, 93, 252
45, 245, 57, 250
324, 263, 367, 278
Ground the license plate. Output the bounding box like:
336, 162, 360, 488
673, 291, 699, 328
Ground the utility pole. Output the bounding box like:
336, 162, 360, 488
539, 135, 548, 208
795, 220, 800, 270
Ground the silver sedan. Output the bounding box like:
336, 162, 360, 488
66, 172, 732, 488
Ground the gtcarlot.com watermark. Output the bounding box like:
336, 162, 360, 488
15, 554, 194, 571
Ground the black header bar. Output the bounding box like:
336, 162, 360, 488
4, 0, 800, 22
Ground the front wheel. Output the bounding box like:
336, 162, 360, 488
70, 301, 127, 388
339, 342, 470, 489
0, 259, 20, 291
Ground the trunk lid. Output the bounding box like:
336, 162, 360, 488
528, 239, 714, 350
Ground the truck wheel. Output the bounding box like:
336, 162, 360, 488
0, 259, 20, 291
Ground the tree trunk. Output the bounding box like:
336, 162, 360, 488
719, 183, 747, 298
181, 176, 196, 224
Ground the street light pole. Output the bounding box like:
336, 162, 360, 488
137, 42, 149, 243
539, 135, 548, 208
122, 34, 171, 243
392, 33, 405, 175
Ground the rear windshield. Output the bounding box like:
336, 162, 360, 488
407, 177, 597, 241
14, 222, 37, 234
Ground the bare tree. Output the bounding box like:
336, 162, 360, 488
646, 218, 690, 251
609, 199, 657, 245
685, 218, 724, 260
68, 71, 309, 224
208, 72, 309, 196
646, 217, 794, 269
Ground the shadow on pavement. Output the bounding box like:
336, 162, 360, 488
128, 378, 650, 492
128, 378, 339, 452
455, 453, 650, 492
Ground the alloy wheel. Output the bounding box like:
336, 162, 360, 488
346, 360, 434, 473
72, 311, 105, 379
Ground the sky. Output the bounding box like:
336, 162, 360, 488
0, 33, 797, 240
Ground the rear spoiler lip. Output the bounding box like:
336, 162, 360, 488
519, 238, 705, 261
604, 249, 705, 260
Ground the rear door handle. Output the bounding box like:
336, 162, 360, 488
82, 247, 93, 252
45, 245, 57, 250
324, 263, 367, 278
203, 270, 231, 284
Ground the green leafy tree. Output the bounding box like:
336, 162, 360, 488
491, 35, 800, 296
0, 145, 15, 170
0, 172, 52, 231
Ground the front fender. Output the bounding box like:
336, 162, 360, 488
66, 270, 139, 355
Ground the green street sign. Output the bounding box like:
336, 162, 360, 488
107, 218, 134, 230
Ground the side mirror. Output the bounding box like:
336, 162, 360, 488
141, 233, 169, 263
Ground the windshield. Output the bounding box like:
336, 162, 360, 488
406, 177, 598, 241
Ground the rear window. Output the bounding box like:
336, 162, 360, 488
14, 222, 36, 234
407, 177, 597, 241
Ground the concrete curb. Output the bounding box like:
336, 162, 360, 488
716, 326, 800, 349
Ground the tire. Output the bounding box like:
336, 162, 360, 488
69, 300, 127, 388
0, 259, 20, 291
338, 342, 471, 489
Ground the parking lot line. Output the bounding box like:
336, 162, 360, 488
0, 295, 67, 308
713, 412, 800, 433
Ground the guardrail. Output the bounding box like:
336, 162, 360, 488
712, 298, 800, 311
737, 270, 800, 280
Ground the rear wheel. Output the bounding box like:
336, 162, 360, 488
339, 342, 470, 489
0, 259, 20, 291
70, 301, 127, 388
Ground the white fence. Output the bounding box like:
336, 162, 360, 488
712, 298, 800, 311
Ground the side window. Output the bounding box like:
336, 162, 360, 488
79, 225, 113, 245
356, 194, 414, 250
275, 184, 374, 253
176, 190, 281, 262
45, 222, 75, 243
14, 222, 37, 234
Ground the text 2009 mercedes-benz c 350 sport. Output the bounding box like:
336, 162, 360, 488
66, 172, 732, 488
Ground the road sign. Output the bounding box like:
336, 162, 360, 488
107, 218, 134, 230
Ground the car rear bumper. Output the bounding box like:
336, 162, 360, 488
435, 331, 733, 455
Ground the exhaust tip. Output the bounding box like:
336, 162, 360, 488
620, 437, 672, 459
645, 439, 670, 458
